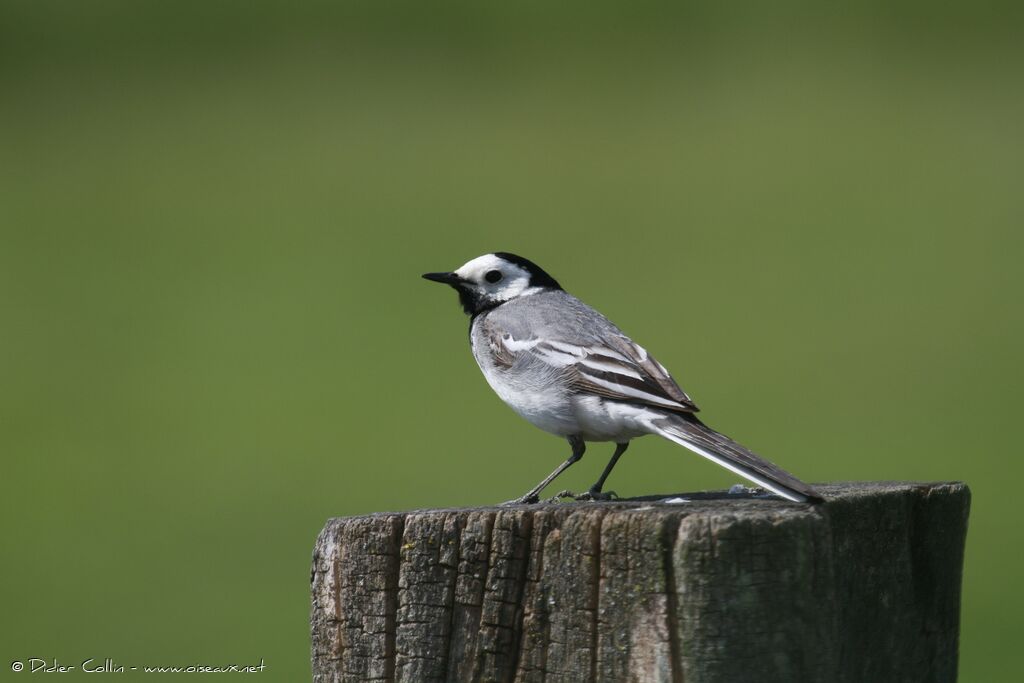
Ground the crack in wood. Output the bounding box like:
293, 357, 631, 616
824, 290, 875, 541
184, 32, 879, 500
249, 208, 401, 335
589, 511, 604, 683
661, 515, 684, 683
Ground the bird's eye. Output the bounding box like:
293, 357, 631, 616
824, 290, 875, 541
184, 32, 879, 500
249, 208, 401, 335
484, 270, 503, 283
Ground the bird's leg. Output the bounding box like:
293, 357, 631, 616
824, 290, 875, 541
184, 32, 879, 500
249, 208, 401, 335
576, 442, 629, 501
502, 436, 585, 505
591, 442, 629, 494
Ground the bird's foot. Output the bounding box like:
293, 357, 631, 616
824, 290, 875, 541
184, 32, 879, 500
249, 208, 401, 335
576, 488, 619, 501
543, 488, 619, 502
541, 489, 577, 502
500, 492, 541, 506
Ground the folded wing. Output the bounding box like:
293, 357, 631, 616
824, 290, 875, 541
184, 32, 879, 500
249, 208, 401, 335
490, 330, 698, 414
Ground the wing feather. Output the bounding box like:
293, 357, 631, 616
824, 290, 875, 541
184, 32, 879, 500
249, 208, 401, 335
490, 331, 698, 414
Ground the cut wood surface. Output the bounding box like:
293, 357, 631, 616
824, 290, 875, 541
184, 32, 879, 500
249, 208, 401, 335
310, 481, 969, 683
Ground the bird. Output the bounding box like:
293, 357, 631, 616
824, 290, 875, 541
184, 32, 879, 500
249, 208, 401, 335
422, 252, 823, 505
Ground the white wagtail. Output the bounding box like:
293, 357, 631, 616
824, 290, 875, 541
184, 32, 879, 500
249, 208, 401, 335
423, 252, 823, 504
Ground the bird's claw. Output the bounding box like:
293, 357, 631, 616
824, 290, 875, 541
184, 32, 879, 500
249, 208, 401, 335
503, 487, 622, 505
542, 489, 619, 503
577, 488, 619, 501
500, 493, 541, 506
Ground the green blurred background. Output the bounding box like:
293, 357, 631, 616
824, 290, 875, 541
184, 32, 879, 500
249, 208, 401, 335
2, 1, 1021, 680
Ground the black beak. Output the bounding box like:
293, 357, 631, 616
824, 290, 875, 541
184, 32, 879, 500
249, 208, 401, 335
422, 271, 462, 286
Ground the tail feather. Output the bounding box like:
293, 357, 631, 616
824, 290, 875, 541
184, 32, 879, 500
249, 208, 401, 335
651, 414, 823, 504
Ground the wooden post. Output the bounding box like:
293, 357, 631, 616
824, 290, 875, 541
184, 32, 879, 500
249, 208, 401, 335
310, 482, 969, 683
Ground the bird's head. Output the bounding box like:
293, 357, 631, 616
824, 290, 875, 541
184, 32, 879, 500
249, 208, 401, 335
423, 252, 562, 316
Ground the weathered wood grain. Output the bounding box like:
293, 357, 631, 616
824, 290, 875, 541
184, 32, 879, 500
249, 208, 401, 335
311, 482, 969, 683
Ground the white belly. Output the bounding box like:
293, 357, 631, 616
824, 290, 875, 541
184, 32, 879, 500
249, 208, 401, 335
477, 360, 653, 442
479, 364, 579, 437
568, 395, 654, 442
469, 317, 654, 443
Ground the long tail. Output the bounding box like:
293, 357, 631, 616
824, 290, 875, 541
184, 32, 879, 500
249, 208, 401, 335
650, 413, 823, 503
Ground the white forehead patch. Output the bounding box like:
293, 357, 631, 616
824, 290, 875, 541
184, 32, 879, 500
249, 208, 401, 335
454, 254, 523, 280
453, 253, 539, 301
